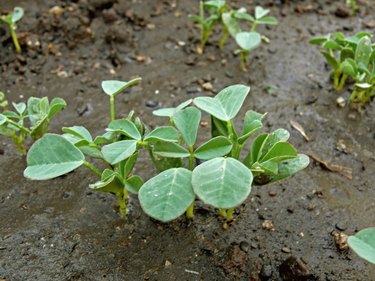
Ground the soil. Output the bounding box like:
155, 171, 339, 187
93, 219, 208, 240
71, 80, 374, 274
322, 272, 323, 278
1, 0, 375, 280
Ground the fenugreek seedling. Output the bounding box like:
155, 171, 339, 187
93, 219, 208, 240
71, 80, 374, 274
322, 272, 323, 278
348, 228, 375, 265
0, 7, 24, 53
24, 82, 309, 223
0, 96, 66, 154
0, 91, 8, 111
310, 32, 374, 106
347, 0, 359, 15
190, 0, 228, 52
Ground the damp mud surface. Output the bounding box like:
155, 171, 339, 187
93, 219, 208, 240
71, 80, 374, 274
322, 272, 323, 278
1, 0, 375, 280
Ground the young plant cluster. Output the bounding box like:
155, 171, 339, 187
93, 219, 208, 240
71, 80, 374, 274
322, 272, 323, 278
191, 1, 278, 70
24, 79, 309, 222
0, 96, 66, 154
310, 32, 375, 107
0, 7, 24, 53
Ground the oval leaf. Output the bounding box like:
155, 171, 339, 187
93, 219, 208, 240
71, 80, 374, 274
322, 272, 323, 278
194, 136, 232, 160
144, 126, 179, 142
192, 157, 253, 209
235, 32, 261, 51
260, 142, 297, 163
153, 142, 190, 158
139, 168, 194, 222
125, 175, 144, 194
101, 78, 141, 96
12, 7, 24, 23
194, 84, 250, 121
107, 119, 141, 140
348, 228, 375, 265
172, 107, 201, 147
24, 134, 85, 180
102, 140, 137, 165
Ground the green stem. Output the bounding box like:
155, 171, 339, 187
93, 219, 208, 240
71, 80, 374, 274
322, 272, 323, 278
5, 118, 30, 133
240, 52, 249, 71
219, 28, 228, 49
186, 202, 194, 219
250, 22, 257, 32
219, 208, 227, 218
337, 74, 348, 91
12, 133, 26, 155
9, 24, 21, 53
83, 161, 101, 176
116, 193, 127, 218
186, 146, 195, 219
110, 95, 115, 121
226, 208, 234, 221
333, 71, 340, 91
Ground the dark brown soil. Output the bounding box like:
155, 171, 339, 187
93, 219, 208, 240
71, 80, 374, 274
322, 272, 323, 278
1, 0, 375, 280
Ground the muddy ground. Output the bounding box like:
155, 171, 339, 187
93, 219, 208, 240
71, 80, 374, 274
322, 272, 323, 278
1, 0, 375, 280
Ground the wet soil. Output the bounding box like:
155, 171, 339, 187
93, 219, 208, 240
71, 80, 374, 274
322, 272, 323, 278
1, 0, 375, 280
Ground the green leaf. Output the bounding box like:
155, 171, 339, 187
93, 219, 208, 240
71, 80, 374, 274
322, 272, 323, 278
340, 48, 355, 62
125, 175, 144, 194
234, 11, 254, 22
0, 114, 6, 125
62, 126, 93, 142
153, 142, 190, 158
322, 40, 341, 51
211, 116, 229, 137
194, 136, 232, 160
255, 6, 269, 19
12, 7, 24, 23
143, 126, 179, 142
12, 102, 26, 115
139, 168, 194, 222
102, 140, 137, 165
89, 173, 124, 195
340, 60, 357, 77
260, 128, 290, 158
255, 16, 278, 25
123, 152, 138, 178
238, 110, 266, 145
30, 117, 49, 140
348, 228, 375, 265
204, 0, 226, 9
194, 84, 250, 121
152, 99, 193, 117
244, 133, 269, 167
27, 97, 48, 126
321, 50, 339, 70
235, 32, 261, 51
149, 147, 183, 172
172, 107, 201, 147
24, 134, 85, 180
48, 98, 66, 119
266, 154, 310, 184
222, 12, 240, 38
79, 146, 103, 159
192, 157, 253, 209
355, 36, 372, 68
107, 119, 141, 140
101, 78, 142, 97
309, 36, 329, 45
260, 142, 297, 162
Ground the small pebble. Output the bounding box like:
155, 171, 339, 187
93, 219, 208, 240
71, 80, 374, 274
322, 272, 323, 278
145, 100, 159, 108
282, 247, 291, 253
336, 96, 345, 107
239, 241, 249, 253
165, 260, 172, 268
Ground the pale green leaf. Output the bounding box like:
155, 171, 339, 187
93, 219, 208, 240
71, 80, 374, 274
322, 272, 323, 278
348, 228, 375, 265
24, 134, 85, 180
194, 136, 232, 160
172, 107, 201, 147
192, 157, 253, 209
101, 78, 142, 96
102, 140, 137, 165
139, 168, 194, 222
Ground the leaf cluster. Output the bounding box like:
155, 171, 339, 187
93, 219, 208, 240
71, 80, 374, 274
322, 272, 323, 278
24, 80, 309, 223
0, 96, 66, 154
310, 32, 375, 107
191, 1, 278, 70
